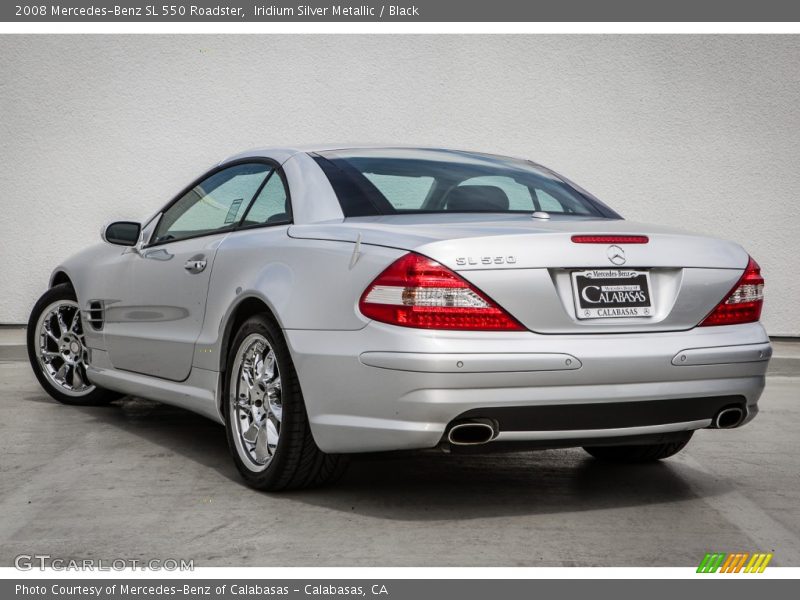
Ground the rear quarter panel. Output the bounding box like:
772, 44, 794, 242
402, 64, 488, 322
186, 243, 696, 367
192, 226, 405, 372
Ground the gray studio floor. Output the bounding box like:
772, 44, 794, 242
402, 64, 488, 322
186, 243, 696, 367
1, 335, 798, 567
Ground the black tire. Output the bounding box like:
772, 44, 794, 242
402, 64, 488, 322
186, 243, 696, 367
223, 313, 347, 491
583, 433, 693, 463
27, 283, 121, 406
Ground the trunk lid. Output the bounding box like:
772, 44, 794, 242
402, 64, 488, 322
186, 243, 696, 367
288, 214, 749, 333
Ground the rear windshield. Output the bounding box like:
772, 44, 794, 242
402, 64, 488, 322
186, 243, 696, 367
313, 148, 617, 218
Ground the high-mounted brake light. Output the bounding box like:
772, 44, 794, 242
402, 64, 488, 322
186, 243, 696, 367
699, 257, 764, 327
571, 235, 649, 244
359, 253, 525, 331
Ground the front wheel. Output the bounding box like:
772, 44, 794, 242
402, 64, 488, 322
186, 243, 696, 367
27, 283, 120, 406
583, 432, 693, 463
224, 314, 347, 491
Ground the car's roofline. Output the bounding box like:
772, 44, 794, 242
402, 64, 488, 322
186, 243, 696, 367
220, 144, 536, 166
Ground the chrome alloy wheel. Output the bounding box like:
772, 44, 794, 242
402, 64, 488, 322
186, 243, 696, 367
35, 299, 94, 397
230, 333, 283, 471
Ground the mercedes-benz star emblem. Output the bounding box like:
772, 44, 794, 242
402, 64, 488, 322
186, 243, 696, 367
607, 245, 626, 265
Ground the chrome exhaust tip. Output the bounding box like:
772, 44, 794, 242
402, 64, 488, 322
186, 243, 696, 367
714, 406, 746, 429
447, 419, 498, 446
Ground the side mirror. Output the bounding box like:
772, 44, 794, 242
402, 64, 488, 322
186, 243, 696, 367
102, 221, 141, 246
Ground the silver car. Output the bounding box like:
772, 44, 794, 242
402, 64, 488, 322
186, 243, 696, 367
27, 146, 771, 490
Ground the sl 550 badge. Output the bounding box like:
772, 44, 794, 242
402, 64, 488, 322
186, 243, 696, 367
455, 256, 517, 266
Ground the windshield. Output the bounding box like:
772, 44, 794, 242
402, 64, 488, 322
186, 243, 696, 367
313, 148, 618, 218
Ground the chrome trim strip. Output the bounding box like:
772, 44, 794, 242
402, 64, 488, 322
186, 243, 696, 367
494, 418, 711, 442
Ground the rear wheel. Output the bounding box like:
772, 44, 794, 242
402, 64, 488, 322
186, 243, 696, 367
224, 314, 347, 491
583, 433, 693, 463
27, 283, 120, 406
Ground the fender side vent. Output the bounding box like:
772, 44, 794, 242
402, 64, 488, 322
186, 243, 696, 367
88, 301, 104, 330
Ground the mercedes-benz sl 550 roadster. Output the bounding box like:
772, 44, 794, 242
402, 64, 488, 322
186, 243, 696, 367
27, 146, 771, 490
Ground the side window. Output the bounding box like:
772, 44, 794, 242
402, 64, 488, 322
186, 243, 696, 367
363, 173, 434, 210
534, 189, 564, 212
242, 171, 291, 226
532, 186, 593, 215
457, 176, 534, 210
153, 163, 271, 244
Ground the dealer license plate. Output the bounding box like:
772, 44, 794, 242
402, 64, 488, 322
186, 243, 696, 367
571, 269, 653, 319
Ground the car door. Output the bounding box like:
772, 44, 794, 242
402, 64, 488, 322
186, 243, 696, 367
104, 162, 273, 381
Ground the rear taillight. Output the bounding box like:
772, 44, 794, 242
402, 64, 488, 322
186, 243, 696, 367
699, 257, 764, 327
359, 253, 524, 331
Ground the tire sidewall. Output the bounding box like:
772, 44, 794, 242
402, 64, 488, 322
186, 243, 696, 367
27, 283, 115, 406
223, 314, 298, 488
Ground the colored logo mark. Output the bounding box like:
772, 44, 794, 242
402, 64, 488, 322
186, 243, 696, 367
697, 552, 773, 573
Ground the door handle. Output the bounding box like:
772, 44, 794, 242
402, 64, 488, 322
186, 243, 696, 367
184, 256, 207, 274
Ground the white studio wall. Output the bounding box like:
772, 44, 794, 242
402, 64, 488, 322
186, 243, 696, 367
1, 35, 798, 334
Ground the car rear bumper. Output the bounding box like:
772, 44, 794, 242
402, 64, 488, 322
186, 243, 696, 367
285, 321, 771, 453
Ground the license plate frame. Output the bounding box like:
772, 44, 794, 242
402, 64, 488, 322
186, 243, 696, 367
571, 269, 653, 319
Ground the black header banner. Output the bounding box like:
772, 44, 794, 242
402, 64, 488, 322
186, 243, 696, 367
4, 0, 800, 22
